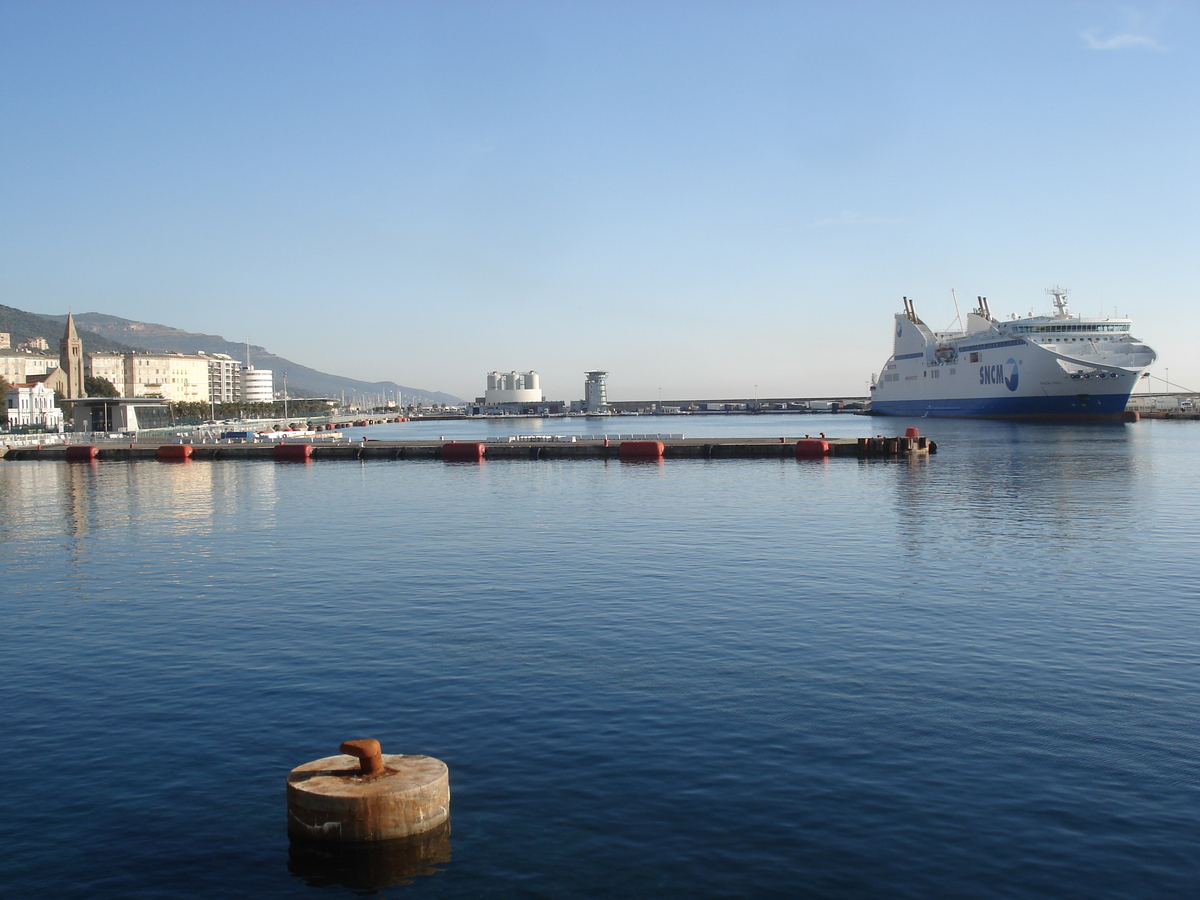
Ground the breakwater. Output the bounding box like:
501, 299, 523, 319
2, 433, 935, 462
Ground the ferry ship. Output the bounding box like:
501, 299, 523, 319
869, 287, 1156, 420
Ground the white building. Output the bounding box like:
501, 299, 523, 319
86, 353, 127, 393
484, 371, 542, 404
84, 351, 210, 402
72, 397, 171, 433
204, 353, 242, 403
0, 332, 9, 350
5, 382, 64, 430
135, 352, 209, 402
241, 366, 274, 402
584, 371, 609, 413
0, 351, 60, 383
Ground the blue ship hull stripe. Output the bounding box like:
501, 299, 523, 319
871, 393, 1130, 418
957, 338, 1027, 352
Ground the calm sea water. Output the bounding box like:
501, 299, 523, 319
3, 414, 1198, 899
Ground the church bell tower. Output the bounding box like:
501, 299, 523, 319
60, 312, 84, 399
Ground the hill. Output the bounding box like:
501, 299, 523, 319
4, 305, 462, 404
0, 305, 136, 354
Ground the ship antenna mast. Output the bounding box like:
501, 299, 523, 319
949, 288, 963, 331
1046, 285, 1071, 318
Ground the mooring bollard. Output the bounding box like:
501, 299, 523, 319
287, 740, 450, 843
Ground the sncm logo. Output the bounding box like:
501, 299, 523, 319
980, 358, 1019, 391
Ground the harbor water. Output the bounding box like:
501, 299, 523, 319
2, 414, 1198, 898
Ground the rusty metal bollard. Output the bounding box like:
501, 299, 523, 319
340, 738, 386, 779
287, 739, 450, 843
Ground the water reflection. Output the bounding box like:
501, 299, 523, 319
287, 820, 451, 891
618, 458, 665, 471
64, 460, 97, 540
890, 420, 1140, 557
5, 459, 288, 563
0, 463, 64, 541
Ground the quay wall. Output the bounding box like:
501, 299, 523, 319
2, 435, 935, 462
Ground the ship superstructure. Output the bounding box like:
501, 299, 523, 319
869, 287, 1156, 420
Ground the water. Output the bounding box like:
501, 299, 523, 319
3, 414, 1198, 898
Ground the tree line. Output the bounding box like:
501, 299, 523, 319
167, 398, 337, 423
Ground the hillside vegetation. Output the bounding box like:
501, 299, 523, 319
4, 304, 461, 404
0, 305, 136, 354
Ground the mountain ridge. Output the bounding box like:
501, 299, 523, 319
3, 304, 462, 404
0, 304, 137, 355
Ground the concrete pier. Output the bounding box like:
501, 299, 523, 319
2, 435, 936, 462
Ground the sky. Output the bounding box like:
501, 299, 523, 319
2, 1, 1197, 401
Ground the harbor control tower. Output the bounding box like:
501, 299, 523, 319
584, 371, 608, 413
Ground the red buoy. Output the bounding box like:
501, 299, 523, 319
275, 443, 313, 461
795, 439, 831, 458
618, 440, 664, 460
65, 445, 99, 461
442, 442, 485, 462
157, 444, 193, 461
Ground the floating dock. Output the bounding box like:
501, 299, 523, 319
3, 434, 935, 462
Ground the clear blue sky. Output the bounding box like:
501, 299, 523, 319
2, 1, 1196, 400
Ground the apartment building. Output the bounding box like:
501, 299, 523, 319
86, 351, 209, 402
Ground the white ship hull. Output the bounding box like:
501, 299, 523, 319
869, 290, 1156, 421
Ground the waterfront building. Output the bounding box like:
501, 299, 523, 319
467, 370, 565, 415
584, 371, 609, 413
0, 351, 60, 383
484, 371, 542, 405
86, 352, 127, 393
204, 353, 242, 403
84, 351, 210, 402
469, 399, 567, 415
241, 366, 274, 402
4, 381, 64, 430
70, 397, 171, 433
136, 352, 209, 402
